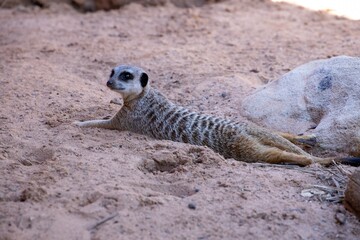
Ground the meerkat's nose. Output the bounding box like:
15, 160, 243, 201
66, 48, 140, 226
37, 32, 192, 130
107, 80, 114, 87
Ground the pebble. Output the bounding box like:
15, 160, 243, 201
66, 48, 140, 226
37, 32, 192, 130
220, 92, 228, 98
335, 212, 346, 225
188, 203, 196, 210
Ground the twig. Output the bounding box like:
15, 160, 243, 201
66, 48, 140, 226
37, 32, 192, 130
333, 161, 351, 176
325, 196, 343, 203
252, 163, 327, 175
309, 184, 342, 193
252, 163, 300, 169
331, 176, 340, 189
323, 168, 346, 181
87, 212, 119, 231
252, 161, 350, 203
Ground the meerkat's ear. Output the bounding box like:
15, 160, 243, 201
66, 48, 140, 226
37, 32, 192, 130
140, 73, 148, 88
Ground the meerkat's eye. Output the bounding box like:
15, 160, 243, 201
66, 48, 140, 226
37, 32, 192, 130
119, 71, 134, 81
110, 69, 115, 78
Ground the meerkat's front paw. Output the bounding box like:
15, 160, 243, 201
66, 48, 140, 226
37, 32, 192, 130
72, 119, 114, 129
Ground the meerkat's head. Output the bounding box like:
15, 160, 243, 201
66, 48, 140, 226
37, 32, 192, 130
106, 65, 149, 102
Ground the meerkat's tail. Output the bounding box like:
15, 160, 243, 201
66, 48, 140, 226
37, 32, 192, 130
278, 133, 360, 167
336, 157, 360, 167
316, 157, 360, 167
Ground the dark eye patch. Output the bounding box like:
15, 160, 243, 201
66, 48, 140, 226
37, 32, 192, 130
119, 71, 134, 81
110, 69, 115, 78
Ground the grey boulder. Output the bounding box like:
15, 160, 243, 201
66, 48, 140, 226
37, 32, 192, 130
242, 56, 360, 155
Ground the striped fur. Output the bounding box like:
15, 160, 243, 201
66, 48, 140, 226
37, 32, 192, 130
109, 88, 313, 163
75, 65, 360, 166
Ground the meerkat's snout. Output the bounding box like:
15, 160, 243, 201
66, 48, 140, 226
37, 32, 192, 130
106, 79, 113, 87
106, 79, 117, 89
106, 68, 119, 90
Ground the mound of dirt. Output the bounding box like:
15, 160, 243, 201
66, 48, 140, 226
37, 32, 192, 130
1, 0, 359, 239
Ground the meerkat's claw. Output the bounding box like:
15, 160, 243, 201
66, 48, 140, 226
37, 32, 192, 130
73, 121, 85, 127
293, 134, 317, 147
278, 133, 317, 148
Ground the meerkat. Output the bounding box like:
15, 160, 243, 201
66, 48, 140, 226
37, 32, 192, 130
74, 65, 360, 167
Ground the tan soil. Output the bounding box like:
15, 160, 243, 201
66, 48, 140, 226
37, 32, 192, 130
1, 0, 359, 239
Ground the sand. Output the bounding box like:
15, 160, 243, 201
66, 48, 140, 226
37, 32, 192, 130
1, 0, 359, 239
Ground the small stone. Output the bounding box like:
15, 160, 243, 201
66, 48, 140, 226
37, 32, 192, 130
335, 212, 346, 225
188, 203, 196, 210
220, 92, 228, 98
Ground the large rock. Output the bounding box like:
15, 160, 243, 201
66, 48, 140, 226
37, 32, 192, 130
242, 56, 360, 155
345, 170, 360, 219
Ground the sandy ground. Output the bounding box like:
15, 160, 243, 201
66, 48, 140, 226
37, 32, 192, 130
1, 0, 360, 239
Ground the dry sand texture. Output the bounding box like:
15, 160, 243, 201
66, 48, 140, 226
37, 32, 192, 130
1, 0, 360, 239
